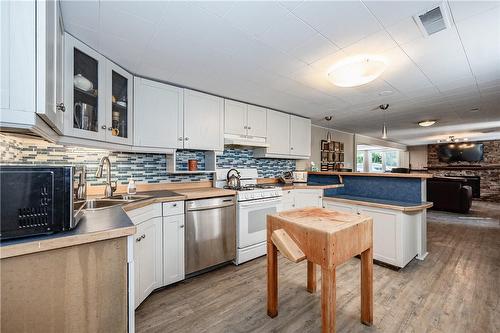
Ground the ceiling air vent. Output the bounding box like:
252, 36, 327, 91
414, 4, 452, 37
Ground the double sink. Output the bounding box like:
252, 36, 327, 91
76, 194, 153, 211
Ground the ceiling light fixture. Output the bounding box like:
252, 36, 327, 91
418, 120, 437, 127
328, 55, 387, 88
379, 104, 389, 139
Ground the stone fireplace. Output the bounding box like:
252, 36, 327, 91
427, 140, 500, 202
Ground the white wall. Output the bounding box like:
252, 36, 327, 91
355, 134, 407, 151
408, 145, 428, 170
296, 125, 354, 170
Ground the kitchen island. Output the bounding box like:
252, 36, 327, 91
309, 171, 433, 268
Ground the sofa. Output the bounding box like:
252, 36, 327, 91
427, 177, 472, 213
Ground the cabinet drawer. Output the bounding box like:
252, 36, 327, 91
126, 203, 162, 225
163, 201, 184, 216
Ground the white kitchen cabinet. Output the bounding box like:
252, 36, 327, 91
322, 200, 357, 213
134, 78, 183, 149
266, 110, 290, 155
322, 198, 420, 268
279, 189, 323, 211
184, 89, 224, 151
0, 0, 64, 137
246, 105, 267, 138
163, 214, 185, 285
224, 99, 247, 136
63, 33, 106, 141
290, 115, 311, 157
293, 189, 322, 208
105, 61, 133, 145
134, 216, 163, 308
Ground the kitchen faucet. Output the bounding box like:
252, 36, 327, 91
95, 156, 116, 197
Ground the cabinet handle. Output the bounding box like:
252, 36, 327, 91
101, 125, 107, 130
56, 103, 65, 112
179, 225, 184, 228
178, 137, 183, 141
184, 137, 189, 141
172, 203, 177, 207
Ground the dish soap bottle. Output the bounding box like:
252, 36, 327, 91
127, 178, 137, 195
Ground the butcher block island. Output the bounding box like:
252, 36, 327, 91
267, 207, 373, 333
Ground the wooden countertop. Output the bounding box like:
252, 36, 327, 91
278, 183, 344, 190
308, 171, 433, 179
0, 206, 136, 259
323, 195, 433, 212
173, 187, 237, 200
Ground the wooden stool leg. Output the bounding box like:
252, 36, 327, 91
360, 246, 373, 326
267, 241, 278, 318
307, 260, 316, 293
321, 267, 336, 333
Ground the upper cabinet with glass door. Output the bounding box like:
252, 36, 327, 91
105, 61, 133, 145
64, 34, 106, 141
63, 34, 132, 145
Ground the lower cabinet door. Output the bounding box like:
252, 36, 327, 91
163, 214, 185, 286
357, 207, 399, 266
280, 190, 295, 211
294, 190, 322, 208
322, 200, 357, 213
134, 216, 163, 308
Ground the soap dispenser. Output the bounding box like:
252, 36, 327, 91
127, 178, 137, 194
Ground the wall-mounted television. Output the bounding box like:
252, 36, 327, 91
437, 143, 484, 162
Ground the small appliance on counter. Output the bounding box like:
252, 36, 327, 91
0, 165, 84, 240
292, 170, 308, 183
279, 171, 294, 184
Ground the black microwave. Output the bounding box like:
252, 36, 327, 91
0, 165, 84, 240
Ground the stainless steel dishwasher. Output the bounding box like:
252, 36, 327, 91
185, 196, 236, 275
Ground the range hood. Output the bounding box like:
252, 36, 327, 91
224, 134, 270, 148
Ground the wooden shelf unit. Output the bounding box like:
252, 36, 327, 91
320, 140, 344, 171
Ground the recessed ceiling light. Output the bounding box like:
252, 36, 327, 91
418, 120, 437, 127
378, 90, 394, 96
327, 55, 387, 88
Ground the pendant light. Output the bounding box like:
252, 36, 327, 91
379, 104, 389, 139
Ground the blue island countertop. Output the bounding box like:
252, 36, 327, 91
324, 194, 433, 212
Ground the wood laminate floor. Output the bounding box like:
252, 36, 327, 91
136, 201, 500, 333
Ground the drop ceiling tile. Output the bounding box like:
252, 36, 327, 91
292, 1, 382, 48
279, 1, 304, 12
99, 33, 144, 72
60, 0, 99, 28
384, 17, 424, 45
257, 12, 317, 52
342, 30, 398, 56
195, 1, 236, 18
288, 33, 340, 64
363, 1, 439, 27
106, 1, 170, 25
455, 7, 500, 77
448, 0, 500, 23
64, 22, 100, 50
223, 1, 289, 37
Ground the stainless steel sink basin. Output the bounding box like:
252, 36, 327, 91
85, 199, 127, 211
108, 194, 152, 201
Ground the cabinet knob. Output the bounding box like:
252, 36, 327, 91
184, 137, 189, 141
56, 103, 65, 112
101, 125, 107, 130
244, 126, 247, 129
108, 127, 112, 131
179, 225, 184, 228
178, 137, 183, 141
172, 203, 177, 207
290, 147, 294, 150
136, 234, 146, 242
248, 126, 251, 129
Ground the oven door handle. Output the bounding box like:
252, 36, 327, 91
238, 197, 281, 208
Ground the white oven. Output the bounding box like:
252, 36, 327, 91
237, 197, 282, 251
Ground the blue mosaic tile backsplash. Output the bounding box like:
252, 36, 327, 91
217, 148, 296, 178
0, 134, 296, 186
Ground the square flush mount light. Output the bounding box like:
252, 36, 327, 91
327, 55, 387, 88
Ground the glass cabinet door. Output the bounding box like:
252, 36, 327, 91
64, 34, 106, 141
106, 62, 133, 145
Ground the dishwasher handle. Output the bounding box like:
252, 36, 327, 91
186, 202, 234, 211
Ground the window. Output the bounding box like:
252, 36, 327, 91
384, 150, 399, 171
370, 151, 383, 172
356, 152, 364, 172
